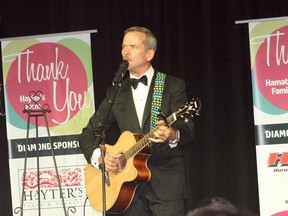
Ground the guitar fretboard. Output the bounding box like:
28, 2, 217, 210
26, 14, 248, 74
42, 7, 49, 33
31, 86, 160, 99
124, 112, 178, 160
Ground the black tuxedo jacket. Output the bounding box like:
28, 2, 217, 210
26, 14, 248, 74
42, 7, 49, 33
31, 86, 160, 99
79, 72, 195, 201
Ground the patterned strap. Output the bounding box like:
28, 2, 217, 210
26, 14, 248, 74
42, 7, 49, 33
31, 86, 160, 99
150, 72, 166, 130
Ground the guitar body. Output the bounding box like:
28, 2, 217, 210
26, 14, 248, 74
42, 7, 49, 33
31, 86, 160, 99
85, 131, 151, 213
85, 99, 201, 214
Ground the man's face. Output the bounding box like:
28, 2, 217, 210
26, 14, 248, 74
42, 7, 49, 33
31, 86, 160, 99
121, 31, 154, 77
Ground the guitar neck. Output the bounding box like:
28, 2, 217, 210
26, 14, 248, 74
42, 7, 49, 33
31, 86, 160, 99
125, 112, 178, 160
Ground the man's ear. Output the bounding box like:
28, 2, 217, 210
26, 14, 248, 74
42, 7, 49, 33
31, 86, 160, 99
146, 49, 155, 61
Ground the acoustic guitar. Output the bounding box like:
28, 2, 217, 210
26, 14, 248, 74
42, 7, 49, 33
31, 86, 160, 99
85, 99, 201, 213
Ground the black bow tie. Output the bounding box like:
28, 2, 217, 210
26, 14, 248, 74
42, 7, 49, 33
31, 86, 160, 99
130, 75, 148, 89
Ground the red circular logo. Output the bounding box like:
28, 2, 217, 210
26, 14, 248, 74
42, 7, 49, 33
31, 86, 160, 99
6, 42, 88, 127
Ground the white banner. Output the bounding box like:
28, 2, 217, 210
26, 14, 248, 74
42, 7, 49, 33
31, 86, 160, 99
247, 17, 288, 216
1, 31, 101, 216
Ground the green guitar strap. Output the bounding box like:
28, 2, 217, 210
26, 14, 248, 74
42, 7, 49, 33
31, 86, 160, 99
150, 72, 166, 130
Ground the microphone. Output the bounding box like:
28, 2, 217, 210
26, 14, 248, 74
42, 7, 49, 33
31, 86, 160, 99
112, 60, 129, 86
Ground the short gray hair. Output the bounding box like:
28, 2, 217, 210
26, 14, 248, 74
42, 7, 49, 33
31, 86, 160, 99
124, 26, 157, 51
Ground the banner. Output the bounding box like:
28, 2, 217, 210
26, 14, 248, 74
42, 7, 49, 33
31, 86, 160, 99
1, 31, 101, 215
248, 17, 288, 216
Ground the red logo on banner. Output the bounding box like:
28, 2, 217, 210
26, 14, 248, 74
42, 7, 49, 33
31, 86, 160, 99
272, 211, 288, 216
267, 152, 288, 167
255, 25, 288, 111
6, 42, 88, 127
23, 167, 82, 189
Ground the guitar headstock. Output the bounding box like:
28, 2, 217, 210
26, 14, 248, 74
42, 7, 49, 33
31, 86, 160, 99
175, 98, 201, 121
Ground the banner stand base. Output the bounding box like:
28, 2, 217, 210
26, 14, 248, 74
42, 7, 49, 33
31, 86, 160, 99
14, 91, 73, 216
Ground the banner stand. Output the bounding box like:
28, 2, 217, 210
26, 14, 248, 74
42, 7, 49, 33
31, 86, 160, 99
235, 16, 288, 24
235, 16, 288, 216
15, 91, 70, 216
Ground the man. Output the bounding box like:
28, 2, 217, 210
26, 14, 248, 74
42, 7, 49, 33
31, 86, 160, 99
79, 26, 195, 216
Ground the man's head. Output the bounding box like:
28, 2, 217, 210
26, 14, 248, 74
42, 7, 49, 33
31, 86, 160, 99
186, 197, 239, 216
122, 26, 157, 77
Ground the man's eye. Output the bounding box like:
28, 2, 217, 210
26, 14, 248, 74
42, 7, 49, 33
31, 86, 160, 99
122, 45, 137, 50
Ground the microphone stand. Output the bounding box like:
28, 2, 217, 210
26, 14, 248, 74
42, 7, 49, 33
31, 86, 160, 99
97, 69, 126, 216
99, 131, 108, 216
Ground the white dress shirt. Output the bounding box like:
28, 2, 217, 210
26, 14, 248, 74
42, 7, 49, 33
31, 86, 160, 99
130, 66, 154, 128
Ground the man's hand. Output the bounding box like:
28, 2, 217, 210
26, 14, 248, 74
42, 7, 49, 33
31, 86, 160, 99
100, 152, 122, 172
149, 120, 177, 143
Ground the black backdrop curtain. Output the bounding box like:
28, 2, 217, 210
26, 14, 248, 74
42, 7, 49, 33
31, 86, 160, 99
1, 0, 288, 215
